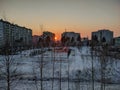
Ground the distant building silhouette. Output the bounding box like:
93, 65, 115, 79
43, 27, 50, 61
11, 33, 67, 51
113, 37, 120, 47
91, 29, 113, 45
37, 31, 55, 47
0, 19, 32, 49
61, 32, 81, 46
81, 37, 89, 46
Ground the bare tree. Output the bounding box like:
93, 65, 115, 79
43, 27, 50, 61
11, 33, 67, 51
32, 61, 38, 90
40, 48, 44, 90
0, 54, 21, 90
38, 24, 44, 90
0, 27, 21, 90
99, 44, 109, 90
52, 46, 55, 90
91, 40, 95, 90
75, 70, 81, 90
67, 53, 70, 90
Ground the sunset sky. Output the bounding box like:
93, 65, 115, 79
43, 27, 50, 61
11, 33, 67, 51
0, 0, 120, 40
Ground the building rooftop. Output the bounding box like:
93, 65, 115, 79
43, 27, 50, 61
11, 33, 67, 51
0, 18, 32, 30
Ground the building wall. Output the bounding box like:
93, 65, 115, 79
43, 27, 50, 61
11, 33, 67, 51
0, 19, 32, 48
92, 29, 113, 45
0, 21, 5, 47
43, 31, 55, 41
114, 37, 120, 46
61, 32, 81, 46
40, 31, 55, 47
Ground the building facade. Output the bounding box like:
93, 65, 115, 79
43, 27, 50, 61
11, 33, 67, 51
0, 19, 32, 48
38, 31, 55, 47
114, 37, 120, 47
61, 32, 81, 46
92, 29, 113, 45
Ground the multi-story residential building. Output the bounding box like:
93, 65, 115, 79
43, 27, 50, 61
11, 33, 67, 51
0, 19, 32, 48
37, 31, 55, 47
61, 32, 81, 46
114, 37, 120, 47
0, 20, 4, 47
91, 29, 113, 45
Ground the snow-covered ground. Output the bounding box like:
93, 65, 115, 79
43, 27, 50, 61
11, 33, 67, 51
0, 46, 120, 90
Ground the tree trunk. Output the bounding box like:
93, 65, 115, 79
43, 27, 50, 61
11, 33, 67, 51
7, 56, 10, 90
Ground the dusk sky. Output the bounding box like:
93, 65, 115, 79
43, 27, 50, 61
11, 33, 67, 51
0, 0, 120, 40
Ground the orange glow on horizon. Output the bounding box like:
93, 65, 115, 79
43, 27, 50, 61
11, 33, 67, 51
32, 26, 120, 40
55, 37, 57, 41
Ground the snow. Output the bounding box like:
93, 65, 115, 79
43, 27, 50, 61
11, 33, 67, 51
0, 46, 120, 90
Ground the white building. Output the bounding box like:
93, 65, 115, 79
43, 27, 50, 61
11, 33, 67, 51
92, 29, 113, 45
61, 32, 81, 46
0, 19, 32, 48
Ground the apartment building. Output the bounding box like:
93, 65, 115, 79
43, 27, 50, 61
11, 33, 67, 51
92, 29, 113, 45
61, 32, 81, 46
114, 37, 120, 47
0, 19, 32, 48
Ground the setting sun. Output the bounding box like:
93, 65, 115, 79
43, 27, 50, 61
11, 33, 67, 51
55, 37, 57, 40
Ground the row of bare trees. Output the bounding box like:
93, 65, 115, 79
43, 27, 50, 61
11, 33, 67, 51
1, 45, 119, 90
90, 39, 120, 90
0, 29, 119, 90
0, 45, 22, 90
